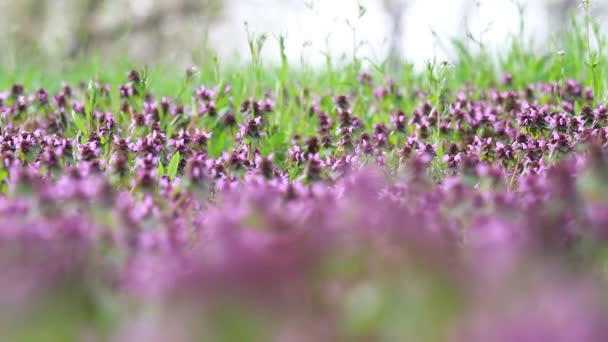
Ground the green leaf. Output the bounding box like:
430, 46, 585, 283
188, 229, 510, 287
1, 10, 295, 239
209, 130, 226, 158
166, 115, 181, 139
86, 81, 97, 129
0, 168, 8, 185
71, 110, 88, 135
157, 162, 165, 179
357, 2, 367, 18
168, 152, 180, 180
270, 131, 286, 147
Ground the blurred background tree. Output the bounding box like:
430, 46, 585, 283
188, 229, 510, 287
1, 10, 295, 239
0, 0, 224, 66
381, 0, 408, 70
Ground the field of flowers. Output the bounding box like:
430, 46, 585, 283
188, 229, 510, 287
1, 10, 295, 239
3, 11, 608, 341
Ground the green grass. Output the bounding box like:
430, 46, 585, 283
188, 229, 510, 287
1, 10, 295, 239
0, 9, 606, 154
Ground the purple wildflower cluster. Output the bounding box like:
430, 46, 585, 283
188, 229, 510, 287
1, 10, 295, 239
1, 71, 608, 340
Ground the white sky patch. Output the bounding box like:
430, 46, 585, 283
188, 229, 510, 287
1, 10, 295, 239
208, 0, 588, 69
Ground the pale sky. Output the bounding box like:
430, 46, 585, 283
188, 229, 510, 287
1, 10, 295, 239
209, 0, 556, 68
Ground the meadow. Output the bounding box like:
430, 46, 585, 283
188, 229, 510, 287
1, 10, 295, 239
2, 3, 608, 341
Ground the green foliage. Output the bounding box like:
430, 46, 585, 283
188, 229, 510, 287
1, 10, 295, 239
168, 152, 181, 180
71, 110, 88, 136
0, 3, 606, 180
